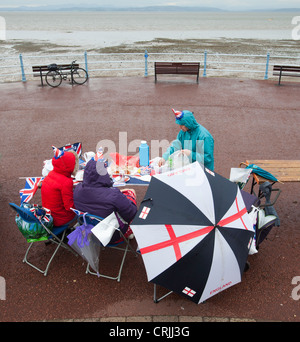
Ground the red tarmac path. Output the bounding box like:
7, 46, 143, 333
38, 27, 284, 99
0, 75, 299, 322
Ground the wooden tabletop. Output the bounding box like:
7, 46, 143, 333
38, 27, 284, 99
244, 160, 300, 183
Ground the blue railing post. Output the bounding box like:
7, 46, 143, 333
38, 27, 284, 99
19, 53, 26, 82
203, 50, 207, 77
264, 52, 270, 80
84, 51, 89, 77
144, 50, 148, 77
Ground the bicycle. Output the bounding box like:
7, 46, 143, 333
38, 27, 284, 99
45, 60, 88, 88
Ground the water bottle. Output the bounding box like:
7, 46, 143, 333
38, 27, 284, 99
139, 140, 149, 167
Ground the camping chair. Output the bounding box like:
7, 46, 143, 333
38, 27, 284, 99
9, 203, 77, 276
77, 213, 137, 282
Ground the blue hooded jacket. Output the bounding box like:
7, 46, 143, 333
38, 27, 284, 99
162, 110, 214, 170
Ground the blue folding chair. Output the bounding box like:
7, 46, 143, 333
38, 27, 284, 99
77, 213, 137, 282
9, 203, 77, 276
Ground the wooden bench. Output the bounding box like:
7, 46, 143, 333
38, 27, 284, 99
273, 65, 300, 85
241, 160, 300, 194
154, 62, 200, 83
32, 63, 79, 86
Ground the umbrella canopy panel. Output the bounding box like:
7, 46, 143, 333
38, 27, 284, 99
131, 162, 254, 303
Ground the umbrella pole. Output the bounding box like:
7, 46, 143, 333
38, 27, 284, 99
153, 284, 173, 303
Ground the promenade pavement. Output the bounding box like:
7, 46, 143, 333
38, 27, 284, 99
0, 75, 299, 323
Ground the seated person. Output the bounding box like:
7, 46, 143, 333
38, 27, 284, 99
73, 159, 137, 243
158, 109, 214, 171
41, 148, 79, 227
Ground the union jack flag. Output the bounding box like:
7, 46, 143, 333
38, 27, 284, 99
94, 147, 103, 161
19, 177, 44, 204
70, 208, 85, 216
52, 145, 64, 159
59, 142, 82, 157
29, 204, 51, 223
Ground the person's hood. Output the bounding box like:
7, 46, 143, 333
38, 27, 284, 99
175, 110, 199, 130
52, 150, 78, 177
82, 159, 112, 188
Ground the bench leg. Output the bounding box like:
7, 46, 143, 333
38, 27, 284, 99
278, 68, 282, 86
39, 69, 44, 86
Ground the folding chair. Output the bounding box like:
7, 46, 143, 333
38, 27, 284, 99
77, 213, 137, 282
9, 203, 77, 276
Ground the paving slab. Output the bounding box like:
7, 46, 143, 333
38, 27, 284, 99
0, 76, 299, 322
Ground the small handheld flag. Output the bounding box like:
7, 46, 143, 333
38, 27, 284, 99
52, 145, 64, 159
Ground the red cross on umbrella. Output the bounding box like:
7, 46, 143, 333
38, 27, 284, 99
131, 162, 255, 304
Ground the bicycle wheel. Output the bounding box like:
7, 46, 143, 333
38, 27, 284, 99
45, 70, 62, 87
72, 68, 88, 85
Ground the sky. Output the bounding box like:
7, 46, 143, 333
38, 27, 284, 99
0, 0, 299, 11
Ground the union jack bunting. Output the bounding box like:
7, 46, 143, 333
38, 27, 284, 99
19, 177, 44, 204
59, 142, 82, 157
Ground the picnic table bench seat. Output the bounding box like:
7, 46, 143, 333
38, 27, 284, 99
273, 65, 300, 85
154, 62, 200, 83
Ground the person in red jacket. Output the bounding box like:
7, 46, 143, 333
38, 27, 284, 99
41, 147, 79, 227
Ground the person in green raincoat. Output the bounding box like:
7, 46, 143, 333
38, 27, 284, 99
158, 109, 214, 170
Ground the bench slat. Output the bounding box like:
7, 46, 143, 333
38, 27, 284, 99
155, 62, 200, 83
32, 64, 79, 72
272, 65, 300, 85
246, 160, 300, 182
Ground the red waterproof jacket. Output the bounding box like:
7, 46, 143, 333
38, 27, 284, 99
41, 151, 77, 226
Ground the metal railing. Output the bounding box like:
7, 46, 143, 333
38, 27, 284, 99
0, 50, 299, 83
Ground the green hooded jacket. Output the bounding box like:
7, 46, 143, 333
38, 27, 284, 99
162, 110, 214, 170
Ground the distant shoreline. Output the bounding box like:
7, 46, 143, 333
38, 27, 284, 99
0, 6, 299, 13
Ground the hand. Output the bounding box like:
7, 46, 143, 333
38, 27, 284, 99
180, 149, 191, 157
158, 158, 166, 167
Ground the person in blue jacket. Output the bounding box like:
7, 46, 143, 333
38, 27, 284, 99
158, 109, 214, 170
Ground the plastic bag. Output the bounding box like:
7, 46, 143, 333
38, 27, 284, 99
168, 150, 190, 170
15, 203, 53, 243
67, 216, 100, 275
229, 168, 252, 189
42, 159, 53, 177
91, 212, 119, 247
247, 206, 258, 255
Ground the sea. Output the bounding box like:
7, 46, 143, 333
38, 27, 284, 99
0, 10, 299, 81
0, 10, 299, 51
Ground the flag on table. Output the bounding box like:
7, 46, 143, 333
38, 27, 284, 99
19, 177, 44, 204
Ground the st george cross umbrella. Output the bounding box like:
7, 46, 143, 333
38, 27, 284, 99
131, 162, 255, 304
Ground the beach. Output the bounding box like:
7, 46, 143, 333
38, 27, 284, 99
0, 11, 299, 81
